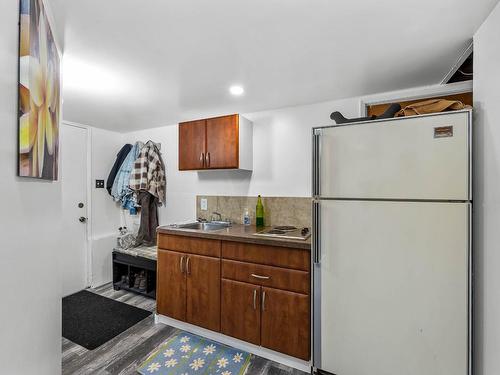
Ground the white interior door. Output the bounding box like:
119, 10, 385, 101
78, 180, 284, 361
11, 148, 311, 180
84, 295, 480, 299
319, 199, 470, 375
319, 111, 470, 200
61, 124, 89, 297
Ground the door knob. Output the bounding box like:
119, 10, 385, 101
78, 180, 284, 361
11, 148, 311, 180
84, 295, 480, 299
79, 217, 87, 223
78, 202, 84, 208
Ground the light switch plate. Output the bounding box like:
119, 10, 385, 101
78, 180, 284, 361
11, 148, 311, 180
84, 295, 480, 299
200, 198, 208, 211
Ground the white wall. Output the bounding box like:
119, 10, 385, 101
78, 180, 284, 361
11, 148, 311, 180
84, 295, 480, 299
0, 1, 62, 374
473, 3, 500, 374
89, 127, 124, 286
124, 98, 359, 224
124, 83, 471, 226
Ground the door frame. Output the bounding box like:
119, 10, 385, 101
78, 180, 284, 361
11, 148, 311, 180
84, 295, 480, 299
61, 120, 93, 288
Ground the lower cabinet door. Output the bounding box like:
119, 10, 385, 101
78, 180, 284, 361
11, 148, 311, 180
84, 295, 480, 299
221, 279, 261, 345
186, 254, 221, 331
261, 287, 310, 360
157, 249, 186, 321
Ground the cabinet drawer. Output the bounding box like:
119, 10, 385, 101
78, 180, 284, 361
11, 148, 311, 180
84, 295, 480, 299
222, 241, 310, 271
158, 234, 221, 257
222, 260, 309, 295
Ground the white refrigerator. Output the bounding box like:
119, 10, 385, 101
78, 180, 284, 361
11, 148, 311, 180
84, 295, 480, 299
311, 110, 472, 375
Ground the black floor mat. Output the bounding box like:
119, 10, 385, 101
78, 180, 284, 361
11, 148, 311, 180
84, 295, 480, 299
62, 290, 152, 350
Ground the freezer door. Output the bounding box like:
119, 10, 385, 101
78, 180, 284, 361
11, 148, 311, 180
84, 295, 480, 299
318, 111, 471, 200
316, 200, 470, 375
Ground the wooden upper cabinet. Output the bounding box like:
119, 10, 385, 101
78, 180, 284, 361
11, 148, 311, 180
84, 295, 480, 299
206, 115, 239, 169
178, 114, 252, 171
179, 119, 206, 170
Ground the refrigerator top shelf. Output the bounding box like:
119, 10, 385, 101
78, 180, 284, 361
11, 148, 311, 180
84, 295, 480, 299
312, 108, 472, 131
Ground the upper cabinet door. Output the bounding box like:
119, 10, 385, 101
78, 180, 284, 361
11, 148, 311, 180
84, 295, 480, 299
179, 119, 206, 170
206, 115, 239, 169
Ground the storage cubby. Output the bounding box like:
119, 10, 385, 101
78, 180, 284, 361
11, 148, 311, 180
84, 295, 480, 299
112, 251, 157, 299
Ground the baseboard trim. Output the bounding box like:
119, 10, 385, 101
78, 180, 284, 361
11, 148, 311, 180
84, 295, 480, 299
155, 314, 311, 372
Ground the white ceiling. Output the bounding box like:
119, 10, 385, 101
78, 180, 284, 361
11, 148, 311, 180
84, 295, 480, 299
49, 0, 498, 132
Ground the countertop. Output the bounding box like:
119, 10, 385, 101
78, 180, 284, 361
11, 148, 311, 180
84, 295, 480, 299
157, 224, 311, 250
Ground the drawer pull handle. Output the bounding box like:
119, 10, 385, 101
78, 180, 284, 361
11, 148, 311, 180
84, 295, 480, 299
251, 273, 270, 280
186, 257, 191, 275
253, 289, 257, 310
262, 291, 266, 311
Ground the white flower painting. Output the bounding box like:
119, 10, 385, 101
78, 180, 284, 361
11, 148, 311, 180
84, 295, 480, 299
163, 349, 175, 358
189, 357, 205, 371
217, 357, 229, 368
165, 359, 178, 368
146, 362, 161, 373
203, 344, 216, 356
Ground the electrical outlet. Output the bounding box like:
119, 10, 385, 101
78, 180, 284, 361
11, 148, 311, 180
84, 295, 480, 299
95, 179, 105, 188
200, 198, 208, 211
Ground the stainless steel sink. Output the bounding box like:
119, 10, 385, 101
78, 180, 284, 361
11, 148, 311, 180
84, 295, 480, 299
174, 221, 231, 231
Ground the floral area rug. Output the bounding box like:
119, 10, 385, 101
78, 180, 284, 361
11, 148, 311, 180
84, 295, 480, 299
137, 331, 251, 375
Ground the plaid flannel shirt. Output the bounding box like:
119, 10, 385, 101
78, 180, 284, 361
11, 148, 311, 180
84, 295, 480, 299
129, 141, 166, 204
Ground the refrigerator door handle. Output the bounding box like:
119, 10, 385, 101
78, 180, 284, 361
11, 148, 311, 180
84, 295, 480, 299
313, 200, 321, 264
312, 130, 321, 197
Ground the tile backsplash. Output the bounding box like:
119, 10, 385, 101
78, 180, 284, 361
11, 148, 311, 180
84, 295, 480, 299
196, 196, 312, 228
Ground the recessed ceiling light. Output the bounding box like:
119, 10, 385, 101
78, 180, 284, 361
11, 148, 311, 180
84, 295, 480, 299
229, 85, 244, 96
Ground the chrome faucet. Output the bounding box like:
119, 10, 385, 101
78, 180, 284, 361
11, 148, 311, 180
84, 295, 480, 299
211, 211, 222, 222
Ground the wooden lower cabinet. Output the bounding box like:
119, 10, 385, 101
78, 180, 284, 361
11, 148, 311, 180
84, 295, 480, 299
260, 287, 310, 360
157, 248, 221, 332
221, 279, 261, 345
157, 235, 311, 361
186, 254, 221, 331
157, 249, 186, 321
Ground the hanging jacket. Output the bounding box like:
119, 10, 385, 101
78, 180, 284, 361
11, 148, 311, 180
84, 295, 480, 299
111, 141, 144, 210
106, 144, 132, 195
129, 141, 166, 204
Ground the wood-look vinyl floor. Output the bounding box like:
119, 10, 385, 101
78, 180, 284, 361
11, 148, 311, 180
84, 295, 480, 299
62, 283, 308, 375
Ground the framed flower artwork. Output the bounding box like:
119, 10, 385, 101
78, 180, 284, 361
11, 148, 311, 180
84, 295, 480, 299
18, 0, 61, 180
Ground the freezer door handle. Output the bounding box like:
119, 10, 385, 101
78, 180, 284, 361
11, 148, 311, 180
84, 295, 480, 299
313, 200, 321, 264
312, 130, 321, 197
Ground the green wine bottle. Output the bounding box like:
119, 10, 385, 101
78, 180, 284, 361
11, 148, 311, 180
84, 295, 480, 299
256, 195, 264, 227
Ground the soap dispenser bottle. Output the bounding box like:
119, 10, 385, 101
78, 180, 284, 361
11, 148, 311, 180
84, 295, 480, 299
243, 207, 251, 225
256, 195, 264, 227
